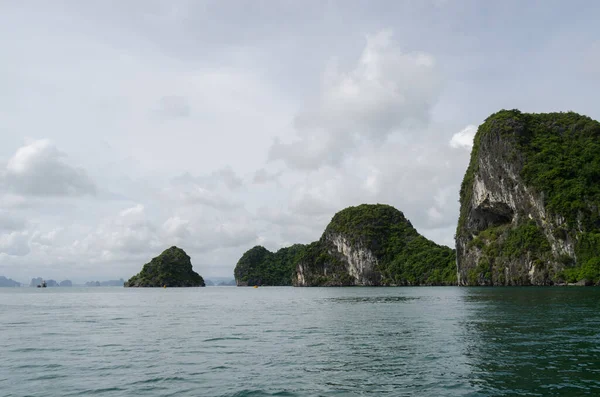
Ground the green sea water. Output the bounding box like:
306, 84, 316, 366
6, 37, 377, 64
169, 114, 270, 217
1, 287, 599, 396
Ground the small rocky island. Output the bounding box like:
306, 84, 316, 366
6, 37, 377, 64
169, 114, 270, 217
235, 204, 456, 286
125, 246, 205, 287
456, 110, 600, 286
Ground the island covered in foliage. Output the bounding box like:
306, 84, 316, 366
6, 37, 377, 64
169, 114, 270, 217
456, 110, 600, 285
125, 246, 205, 287
234, 244, 306, 286
234, 204, 456, 286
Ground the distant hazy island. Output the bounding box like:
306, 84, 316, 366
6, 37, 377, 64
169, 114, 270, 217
235, 204, 456, 287
28, 278, 72, 287
85, 279, 125, 287
125, 246, 205, 287
0, 276, 21, 287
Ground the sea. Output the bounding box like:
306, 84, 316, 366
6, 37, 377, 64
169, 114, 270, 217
1, 286, 599, 396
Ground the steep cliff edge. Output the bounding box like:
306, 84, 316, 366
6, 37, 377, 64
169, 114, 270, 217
294, 204, 456, 286
456, 110, 600, 285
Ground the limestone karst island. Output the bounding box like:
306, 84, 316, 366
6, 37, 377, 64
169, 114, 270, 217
235, 204, 456, 287
118, 110, 600, 288
456, 110, 600, 286
125, 246, 205, 287
234, 110, 600, 287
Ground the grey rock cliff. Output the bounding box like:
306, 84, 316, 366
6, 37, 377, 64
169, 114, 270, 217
294, 234, 381, 286
456, 110, 600, 285
292, 204, 456, 286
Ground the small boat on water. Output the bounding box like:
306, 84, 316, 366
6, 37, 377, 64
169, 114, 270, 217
37, 281, 47, 288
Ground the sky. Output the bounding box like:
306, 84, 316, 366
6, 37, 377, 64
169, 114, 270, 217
1, 0, 599, 283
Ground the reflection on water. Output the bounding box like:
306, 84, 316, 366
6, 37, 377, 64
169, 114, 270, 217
324, 296, 420, 304
461, 288, 600, 396
1, 287, 599, 396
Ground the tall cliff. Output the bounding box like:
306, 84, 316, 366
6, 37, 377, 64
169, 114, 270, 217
294, 204, 456, 286
456, 110, 600, 286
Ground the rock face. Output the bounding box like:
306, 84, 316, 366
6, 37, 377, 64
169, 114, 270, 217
456, 110, 600, 285
234, 245, 306, 286
294, 204, 456, 286
125, 247, 205, 287
59, 280, 72, 287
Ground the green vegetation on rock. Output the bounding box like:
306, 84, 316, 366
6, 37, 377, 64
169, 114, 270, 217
457, 109, 600, 285
234, 244, 306, 286
125, 246, 205, 287
234, 204, 456, 286
298, 204, 456, 286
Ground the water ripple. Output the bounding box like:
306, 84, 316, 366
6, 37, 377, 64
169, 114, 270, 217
1, 287, 599, 396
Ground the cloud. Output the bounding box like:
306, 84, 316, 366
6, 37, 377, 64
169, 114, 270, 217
255, 206, 328, 247
162, 216, 191, 241
269, 30, 441, 170
0, 211, 26, 232
289, 182, 340, 217
75, 204, 161, 261
162, 215, 258, 253
252, 168, 282, 185
208, 221, 258, 251
154, 95, 191, 119
0, 231, 30, 256
180, 187, 242, 210
168, 167, 245, 210
2, 140, 96, 196
172, 166, 243, 190
211, 167, 243, 190
449, 125, 477, 149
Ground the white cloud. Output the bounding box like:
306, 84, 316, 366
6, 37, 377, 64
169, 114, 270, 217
289, 181, 340, 217
450, 125, 477, 149
2, 140, 96, 196
180, 187, 242, 210
153, 95, 191, 119
0, 211, 26, 232
252, 168, 281, 185
0, 231, 30, 256
269, 30, 441, 170
427, 206, 443, 222
162, 216, 191, 240
75, 204, 161, 261
30, 228, 61, 245
171, 167, 244, 190
212, 167, 243, 190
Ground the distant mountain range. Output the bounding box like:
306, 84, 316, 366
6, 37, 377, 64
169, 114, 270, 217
205, 278, 236, 286
1, 276, 233, 287
0, 276, 20, 287
85, 279, 125, 287
29, 278, 72, 287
